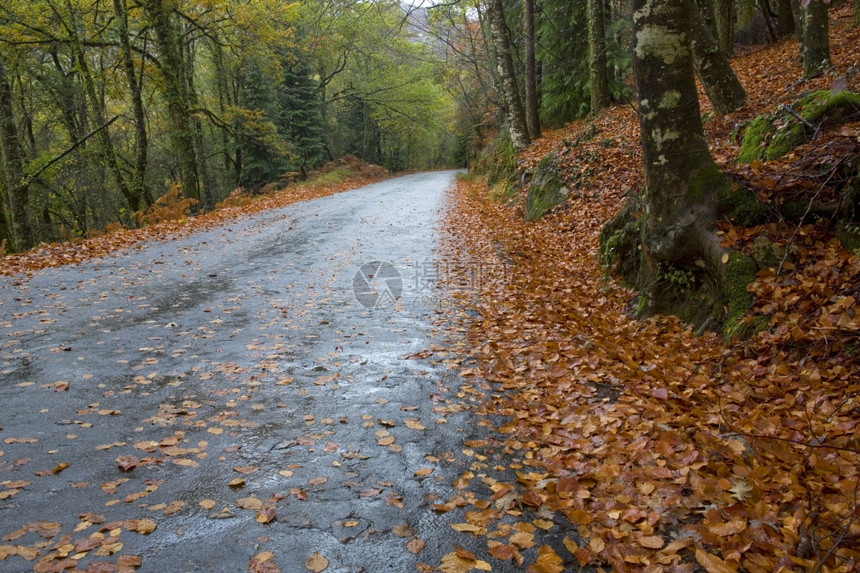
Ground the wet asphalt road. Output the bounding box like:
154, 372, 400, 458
0, 171, 517, 572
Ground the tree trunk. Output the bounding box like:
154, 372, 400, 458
690, 0, 746, 114
65, 1, 140, 215
143, 0, 200, 201
758, 0, 779, 42
855, 0, 859, 26
632, 0, 740, 323
802, 0, 831, 78
487, 0, 530, 152
776, 0, 795, 37
113, 0, 152, 212
588, 0, 610, 114
0, 56, 33, 251
523, 0, 541, 138
712, 0, 735, 54
789, 0, 804, 42
181, 34, 214, 208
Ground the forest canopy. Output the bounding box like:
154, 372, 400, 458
0, 0, 459, 251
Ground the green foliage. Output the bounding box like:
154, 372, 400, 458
537, 0, 632, 125
659, 263, 696, 290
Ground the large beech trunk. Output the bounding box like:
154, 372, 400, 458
629, 0, 754, 332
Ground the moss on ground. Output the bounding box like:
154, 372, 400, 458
738, 90, 860, 164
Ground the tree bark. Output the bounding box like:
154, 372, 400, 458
632, 0, 733, 314
523, 0, 541, 138
789, 0, 805, 42
757, 0, 779, 42
487, 0, 530, 152
142, 0, 201, 201
690, 0, 746, 114
588, 0, 610, 114
64, 1, 141, 215
802, 0, 831, 78
776, 0, 795, 37
113, 0, 152, 212
712, 0, 735, 55
855, 0, 859, 26
0, 56, 33, 251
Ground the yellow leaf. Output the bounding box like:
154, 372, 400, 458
125, 518, 157, 534
236, 497, 263, 510
589, 537, 605, 553
305, 551, 329, 572
199, 499, 217, 510
450, 523, 485, 535
414, 468, 433, 477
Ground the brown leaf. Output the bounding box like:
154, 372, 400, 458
249, 551, 280, 573
695, 548, 737, 573
381, 522, 410, 537
233, 466, 260, 475
406, 536, 425, 554
125, 518, 157, 534
116, 455, 138, 472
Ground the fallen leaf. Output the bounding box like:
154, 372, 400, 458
305, 551, 328, 572
406, 536, 425, 554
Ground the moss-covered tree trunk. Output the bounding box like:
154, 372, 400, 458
487, 0, 530, 152
589, 0, 610, 114
143, 0, 201, 201
630, 0, 755, 333
0, 56, 33, 252
711, 0, 735, 54
802, 0, 831, 78
66, 3, 142, 215
690, 0, 746, 114
113, 0, 152, 213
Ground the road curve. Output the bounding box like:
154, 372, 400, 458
0, 171, 514, 572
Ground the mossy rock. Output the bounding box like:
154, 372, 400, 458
524, 155, 570, 221
738, 90, 860, 164
599, 193, 644, 285
723, 251, 759, 340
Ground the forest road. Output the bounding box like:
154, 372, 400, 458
0, 170, 532, 572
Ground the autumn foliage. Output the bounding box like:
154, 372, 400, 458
0, 160, 388, 277
433, 7, 860, 573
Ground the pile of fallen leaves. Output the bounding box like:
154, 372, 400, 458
0, 159, 388, 277
432, 8, 859, 573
